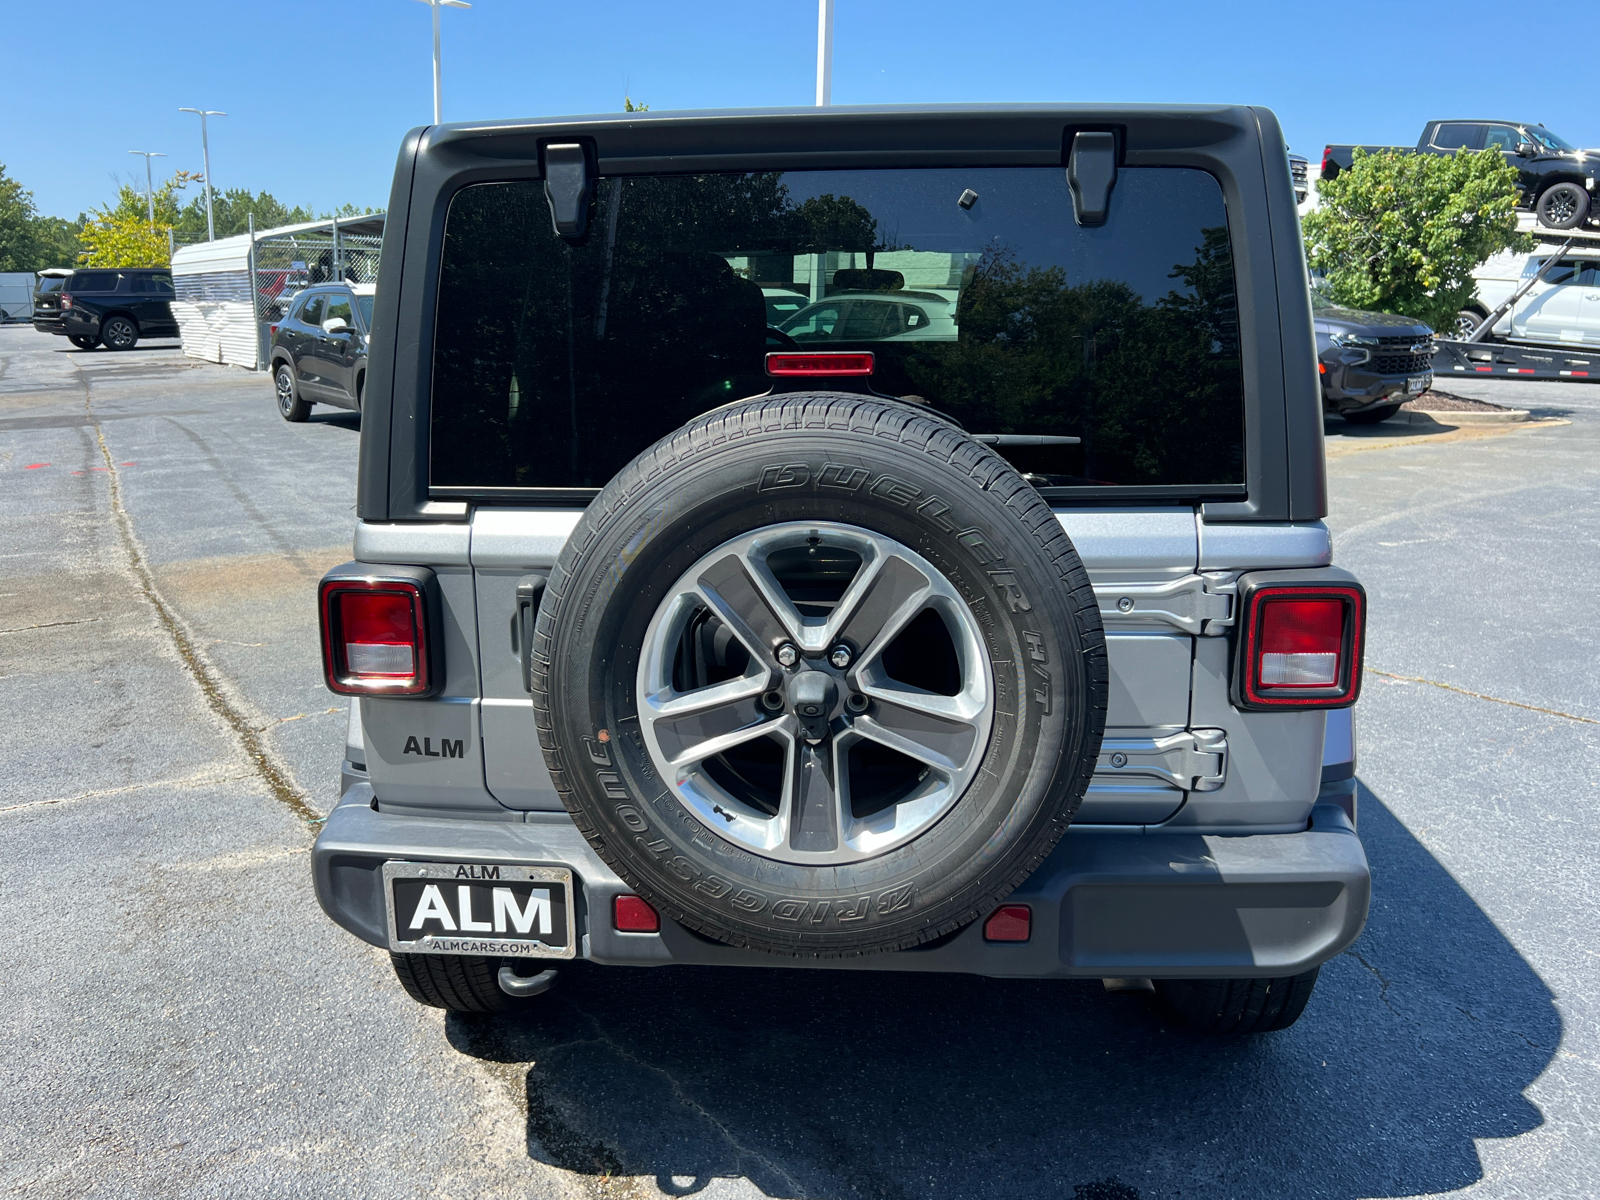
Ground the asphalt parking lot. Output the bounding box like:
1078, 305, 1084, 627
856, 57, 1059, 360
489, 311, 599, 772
2, 325, 1597, 1200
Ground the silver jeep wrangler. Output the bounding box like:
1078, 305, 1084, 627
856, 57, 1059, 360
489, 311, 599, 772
312, 105, 1368, 1034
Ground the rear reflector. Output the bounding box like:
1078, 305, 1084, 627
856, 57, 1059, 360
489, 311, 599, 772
983, 905, 1031, 942
613, 894, 660, 932
319, 578, 430, 695
1239, 583, 1364, 708
765, 351, 874, 377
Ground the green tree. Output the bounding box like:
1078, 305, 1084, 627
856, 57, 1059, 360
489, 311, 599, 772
78, 172, 201, 267
1303, 148, 1532, 331
624, 96, 649, 112
174, 187, 316, 240
0, 161, 84, 270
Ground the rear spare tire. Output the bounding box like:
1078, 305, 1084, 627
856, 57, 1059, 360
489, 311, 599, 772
532, 394, 1107, 957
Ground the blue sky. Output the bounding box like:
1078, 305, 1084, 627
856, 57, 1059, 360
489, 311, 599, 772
7, 0, 1592, 221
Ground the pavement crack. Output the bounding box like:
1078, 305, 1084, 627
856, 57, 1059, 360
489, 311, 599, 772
71, 362, 323, 828
0, 616, 108, 635
1370, 668, 1599, 725
0, 764, 255, 814
1344, 949, 1402, 1018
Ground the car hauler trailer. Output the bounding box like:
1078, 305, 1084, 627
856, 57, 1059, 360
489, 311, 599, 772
1434, 229, 1600, 380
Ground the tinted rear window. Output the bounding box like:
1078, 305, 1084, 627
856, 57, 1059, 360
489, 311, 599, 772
37, 276, 66, 294
70, 272, 119, 293
430, 167, 1244, 496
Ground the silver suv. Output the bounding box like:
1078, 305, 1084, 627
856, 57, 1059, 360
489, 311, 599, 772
312, 107, 1368, 1034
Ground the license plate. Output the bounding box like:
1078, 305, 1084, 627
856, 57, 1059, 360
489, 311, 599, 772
383, 862, 576, 959
1406, 375, 1429, 394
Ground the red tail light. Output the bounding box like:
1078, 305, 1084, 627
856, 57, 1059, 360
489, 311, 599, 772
1237, 582, 1365, 709
269, 323, 279, 335
60, 293, 73, 309
765, 351, 874, 377
319, 578, 431, 695
613, 895, 660, 932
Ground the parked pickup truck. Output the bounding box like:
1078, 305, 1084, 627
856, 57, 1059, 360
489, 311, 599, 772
312, 104, 1368, 1037
1321, 120, 1599, 230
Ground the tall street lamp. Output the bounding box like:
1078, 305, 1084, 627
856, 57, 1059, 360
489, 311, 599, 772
816, 0, 834, 106
127, 151, 167, 227
414, 0, 472, 125
179, 107, 226, 241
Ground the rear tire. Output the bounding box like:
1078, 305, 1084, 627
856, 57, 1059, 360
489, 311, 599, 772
68, 335, 99, 350
1536, 182, 1589, 231
274, 361, 311, 422
1154, 967, 1320, 1034
390, 953, 552, 1015
101, 315, 138, 351
1344, 402, 1402, 425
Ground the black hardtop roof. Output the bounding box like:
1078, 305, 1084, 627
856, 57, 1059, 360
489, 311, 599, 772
422, 103, 1262, 167
359, 99, 1329, 523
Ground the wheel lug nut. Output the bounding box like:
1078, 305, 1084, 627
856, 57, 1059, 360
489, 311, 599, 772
828, 644, 852, 669
762, 690, 784, 711
846, 693, 869, 714
775, 643, 799, 667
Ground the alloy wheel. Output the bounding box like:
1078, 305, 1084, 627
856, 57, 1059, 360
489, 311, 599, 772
636, 521, 994, 865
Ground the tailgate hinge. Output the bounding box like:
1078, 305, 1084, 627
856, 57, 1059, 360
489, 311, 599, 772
1096, 728, 1228, 792
1095, 573, 1236, 636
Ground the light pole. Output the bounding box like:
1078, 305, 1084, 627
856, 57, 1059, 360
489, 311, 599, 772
179, 108, 226, 241
414, 0, 472, 125
816, 0, 834, 106
127, 151, 167, 227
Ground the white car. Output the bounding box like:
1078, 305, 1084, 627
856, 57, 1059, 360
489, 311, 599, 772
777, 289, 957, 343
1463, 246, 1600, 342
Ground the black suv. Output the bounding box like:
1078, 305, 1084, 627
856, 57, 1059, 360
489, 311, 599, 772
268, 283, 374, 421
1314, 299, 1435, 424
52, 268, 179, 350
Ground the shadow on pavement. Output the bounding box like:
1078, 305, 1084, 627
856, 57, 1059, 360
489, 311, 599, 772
445, 789, 1558, 1199
308, 409, 360, 431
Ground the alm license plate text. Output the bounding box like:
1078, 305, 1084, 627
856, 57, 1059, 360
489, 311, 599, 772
383, 862, 576, 959
1407, 375, 1430, 394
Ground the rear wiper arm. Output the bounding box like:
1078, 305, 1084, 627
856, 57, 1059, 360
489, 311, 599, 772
971, 434, 1082, 446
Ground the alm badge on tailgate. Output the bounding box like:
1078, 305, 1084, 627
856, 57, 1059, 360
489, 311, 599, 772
383, 862, 576, 959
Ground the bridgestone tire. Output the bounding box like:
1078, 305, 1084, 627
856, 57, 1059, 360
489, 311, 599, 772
1344, 402, 1402, 425
531, 394, 1108, 957
390, 952, 547, 1014
1536, 182, 1589, 231
1154, 967, 1320, 1034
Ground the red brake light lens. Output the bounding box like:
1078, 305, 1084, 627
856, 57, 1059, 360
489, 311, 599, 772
983, 905, 1031, 942
319, 579, 429, 695
1240, 585, 1364, 708
60, 293, 73, 309
613, 895, 661, 932
765, 351, 874, 377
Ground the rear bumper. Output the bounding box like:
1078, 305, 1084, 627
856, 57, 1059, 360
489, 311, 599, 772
32, 317, 66, 335
314, 790, 1370, 979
